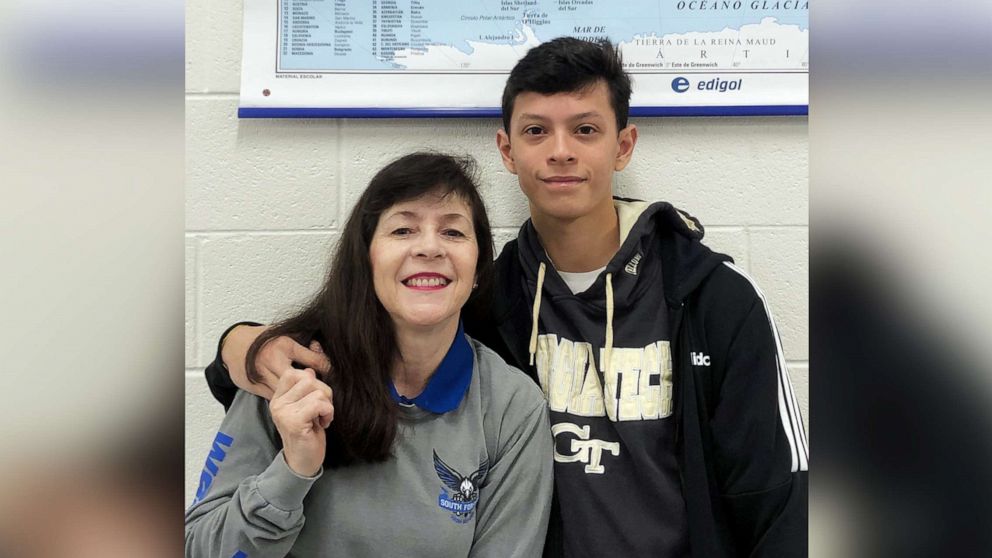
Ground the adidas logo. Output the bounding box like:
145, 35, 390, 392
624, 253, 642, 275
690, 352, 711, 366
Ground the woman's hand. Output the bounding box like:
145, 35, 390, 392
269, 368, 334, 477
221, 325, 331, 400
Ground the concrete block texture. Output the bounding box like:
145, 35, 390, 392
701, 227, 749, 272
788, 363, 810, 436
198, 232, 339, 368
493, 228, 521, 256
185, 0, 243, 93
340, 118, 531, 229
185, 372, 229, 504
186, 238, 197, 367
621, 116, 808, 227
749, 227, 809, 361
186, 98, 340, 231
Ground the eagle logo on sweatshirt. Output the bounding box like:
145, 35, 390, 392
433, 450, 489, 524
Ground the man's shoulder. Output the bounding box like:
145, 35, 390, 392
693, 262, 770, 351
494, 238, 518, 270
705, 262, 765, 303
693, 262, 770, 336
488, 238, 528, 316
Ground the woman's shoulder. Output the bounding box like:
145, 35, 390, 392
468, 336, 547, 416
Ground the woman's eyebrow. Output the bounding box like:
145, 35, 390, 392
381, 211, 470, 224
381, 210, 418, 222
439, 212, 471, 223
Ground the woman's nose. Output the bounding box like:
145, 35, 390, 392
413, 232, 444, 258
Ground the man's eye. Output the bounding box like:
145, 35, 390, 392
523, 126, 545, 135
576, 125, 597, 135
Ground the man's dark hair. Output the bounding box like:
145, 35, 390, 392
247, 152, 494, 467
501, 37, 632, 134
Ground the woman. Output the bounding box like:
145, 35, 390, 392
185, 153, 553, 557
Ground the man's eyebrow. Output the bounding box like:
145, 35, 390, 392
516, 113, 549, 122
571, 111, 605, 121
516, 111, 606, 122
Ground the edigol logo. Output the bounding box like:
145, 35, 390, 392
698, 78, 743, 92
671, 77, 690, 93
673, 77, 744, 94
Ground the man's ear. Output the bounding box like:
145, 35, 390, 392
614, 124, 638, 171
496, 129, 517, 174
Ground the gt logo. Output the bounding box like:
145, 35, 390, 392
691, 351, 711, 366
551, 423, 620, 474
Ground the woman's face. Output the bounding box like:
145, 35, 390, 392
369, 191, 479, 334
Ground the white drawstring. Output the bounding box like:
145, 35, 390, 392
604, 273, 614, 376
528, 262, 547, 366
528, 264, 615, 376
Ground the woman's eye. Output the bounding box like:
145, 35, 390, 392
443, 229, 466, 238
391, 228, 413, 236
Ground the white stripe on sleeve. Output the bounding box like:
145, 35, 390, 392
724, 263, 809, 472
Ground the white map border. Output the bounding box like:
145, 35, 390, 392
242, 2, 808, 116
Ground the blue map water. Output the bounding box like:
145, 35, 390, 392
279, 0, 808, 71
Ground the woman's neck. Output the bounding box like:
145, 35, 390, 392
391, 319, 460, 398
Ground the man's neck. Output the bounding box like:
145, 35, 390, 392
391, 319, 458, 398
532, 201, 620, 273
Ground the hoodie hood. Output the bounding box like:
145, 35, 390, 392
516, 197, 732, 372
517, 197, 730, 307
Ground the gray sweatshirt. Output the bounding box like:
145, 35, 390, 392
185, 337, 553, 558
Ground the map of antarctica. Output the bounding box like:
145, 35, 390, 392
278, 0, 809, 73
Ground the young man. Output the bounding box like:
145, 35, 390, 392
205, 38, 808, 557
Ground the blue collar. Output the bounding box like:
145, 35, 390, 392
388, 321, 473, 414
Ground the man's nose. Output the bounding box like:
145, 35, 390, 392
549, 131, 576, 164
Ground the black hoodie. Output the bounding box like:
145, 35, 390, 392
467, 198, 808, 557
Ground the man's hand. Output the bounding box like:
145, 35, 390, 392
269, 369, 334, 477
220, 325, 331, 400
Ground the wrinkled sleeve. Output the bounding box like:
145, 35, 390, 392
712, 295, 809, 557
470, 402, 554, 558
185, 391, 321, 558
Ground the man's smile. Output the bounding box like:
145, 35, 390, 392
540, 175, 587, 189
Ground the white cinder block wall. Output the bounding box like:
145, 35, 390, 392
185, 2, 809, 504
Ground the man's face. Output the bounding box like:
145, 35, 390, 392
496, 81, 637, 224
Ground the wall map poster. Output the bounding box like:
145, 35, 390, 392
239, 0, 808, 117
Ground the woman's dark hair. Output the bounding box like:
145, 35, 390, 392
501, 37, 631, 134
246, 152, 494, 466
